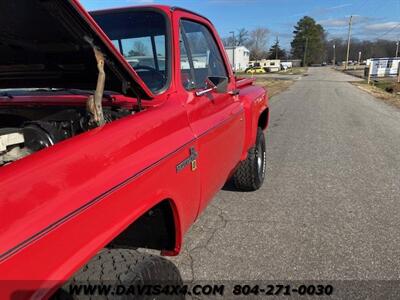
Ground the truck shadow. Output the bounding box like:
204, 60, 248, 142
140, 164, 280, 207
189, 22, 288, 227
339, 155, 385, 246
222, 179, 243, 192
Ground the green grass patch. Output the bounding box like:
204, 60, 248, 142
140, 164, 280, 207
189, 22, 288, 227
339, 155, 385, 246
373, 81, 399, 94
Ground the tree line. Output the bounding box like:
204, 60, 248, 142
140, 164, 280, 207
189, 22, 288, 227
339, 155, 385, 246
222, 27, 286, 60
223, 16, 399, 65
325, 38, 398, 63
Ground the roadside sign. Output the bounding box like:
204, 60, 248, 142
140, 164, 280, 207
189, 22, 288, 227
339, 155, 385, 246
368, 58, 400, 77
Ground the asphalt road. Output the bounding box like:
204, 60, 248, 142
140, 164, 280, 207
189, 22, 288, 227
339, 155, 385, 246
169, 67, 400, 282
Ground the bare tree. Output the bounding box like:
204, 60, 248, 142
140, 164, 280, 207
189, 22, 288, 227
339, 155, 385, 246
222, 27, 269, 59
222, 37, 231, 47
223, 28, 249, 47
247, 27, 270, 60
236, 28, 249, 46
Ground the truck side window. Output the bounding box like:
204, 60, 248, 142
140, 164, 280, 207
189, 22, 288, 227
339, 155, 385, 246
180, 20, 228, 89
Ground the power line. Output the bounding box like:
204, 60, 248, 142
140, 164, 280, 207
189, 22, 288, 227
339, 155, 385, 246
374, 23, 400, 40
341, 0, 399, 41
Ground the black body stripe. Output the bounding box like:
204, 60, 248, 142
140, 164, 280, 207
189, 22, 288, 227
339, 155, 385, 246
0, 108, 244, 262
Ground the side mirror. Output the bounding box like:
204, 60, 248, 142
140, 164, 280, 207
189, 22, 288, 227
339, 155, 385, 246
195, 76, 229, 97
206, 76, 229, 93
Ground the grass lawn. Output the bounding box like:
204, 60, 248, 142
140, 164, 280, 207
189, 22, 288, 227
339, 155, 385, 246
352, 80, 400, 109
373, 80, 400, 94
234, 67, 308, 98
254, 78, 294, 98
236, 67, 308, 77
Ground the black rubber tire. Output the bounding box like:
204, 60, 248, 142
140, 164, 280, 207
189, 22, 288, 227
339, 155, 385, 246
53, 249, 184, 300
233, 127, 266, 191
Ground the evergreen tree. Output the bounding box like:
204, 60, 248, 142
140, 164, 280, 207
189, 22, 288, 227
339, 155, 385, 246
268, 38, 287, 59
291, 16, 326, 65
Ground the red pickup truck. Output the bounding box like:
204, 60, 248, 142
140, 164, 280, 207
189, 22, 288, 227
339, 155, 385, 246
0, 0, 268, 298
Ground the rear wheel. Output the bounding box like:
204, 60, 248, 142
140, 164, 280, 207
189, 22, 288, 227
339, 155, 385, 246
54, 249, 184, 300
233, 127, 266, 191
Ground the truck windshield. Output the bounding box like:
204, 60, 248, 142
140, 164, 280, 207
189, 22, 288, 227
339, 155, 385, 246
92, 10, 169, 93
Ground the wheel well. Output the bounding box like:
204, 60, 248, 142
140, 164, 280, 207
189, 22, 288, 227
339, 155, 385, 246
107, 200, 176, 252
258, 108, 269, 130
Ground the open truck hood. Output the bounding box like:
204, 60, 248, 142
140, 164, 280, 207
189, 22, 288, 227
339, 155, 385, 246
0, 0, 154, 99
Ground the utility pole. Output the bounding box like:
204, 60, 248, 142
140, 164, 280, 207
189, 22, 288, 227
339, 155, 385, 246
230, 31, 235, 72
397, 63, 400, 83
345, 15, 353, 70
275, 36, 279, 60
333, 43, 336, 68
303, 37, 308, 67
397, 42, 400, 83
398, 62, 400, 83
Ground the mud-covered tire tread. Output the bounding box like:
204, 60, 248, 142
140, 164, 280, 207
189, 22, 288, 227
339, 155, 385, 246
233, 127, 266, 191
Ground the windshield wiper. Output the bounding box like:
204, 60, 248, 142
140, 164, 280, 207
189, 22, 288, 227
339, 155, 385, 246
0, 92, 13, 99
31, 88, 114, 101
33, 88, 94, 95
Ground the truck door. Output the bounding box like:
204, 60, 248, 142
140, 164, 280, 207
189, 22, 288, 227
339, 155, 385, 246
177, 16, 245, 213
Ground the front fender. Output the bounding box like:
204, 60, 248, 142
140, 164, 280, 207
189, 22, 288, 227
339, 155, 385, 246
239, 86, 269, 161
0, 96, 199, 299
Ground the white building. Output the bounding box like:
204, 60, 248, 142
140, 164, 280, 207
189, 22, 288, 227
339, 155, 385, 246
225, 46, 250, 71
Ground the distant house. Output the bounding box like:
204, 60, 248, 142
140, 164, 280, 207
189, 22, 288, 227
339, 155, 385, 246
225, 46, 250, 71
286, 59, 302, 68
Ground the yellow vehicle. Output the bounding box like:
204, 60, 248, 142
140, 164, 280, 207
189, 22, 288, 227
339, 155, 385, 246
246, 66, 266, 74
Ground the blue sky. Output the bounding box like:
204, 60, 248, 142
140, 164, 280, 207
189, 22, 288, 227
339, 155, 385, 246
80, 0, 400, 50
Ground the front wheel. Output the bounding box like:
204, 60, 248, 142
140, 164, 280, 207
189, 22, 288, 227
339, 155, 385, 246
233, 127, 266, 191
54, 249, 184, 300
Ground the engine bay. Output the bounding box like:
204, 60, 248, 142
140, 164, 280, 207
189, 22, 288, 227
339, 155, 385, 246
0, 32, 140, 167
0, 105, 132, 166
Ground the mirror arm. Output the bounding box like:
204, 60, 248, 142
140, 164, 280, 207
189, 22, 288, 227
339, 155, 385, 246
195, 87, 216, 97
